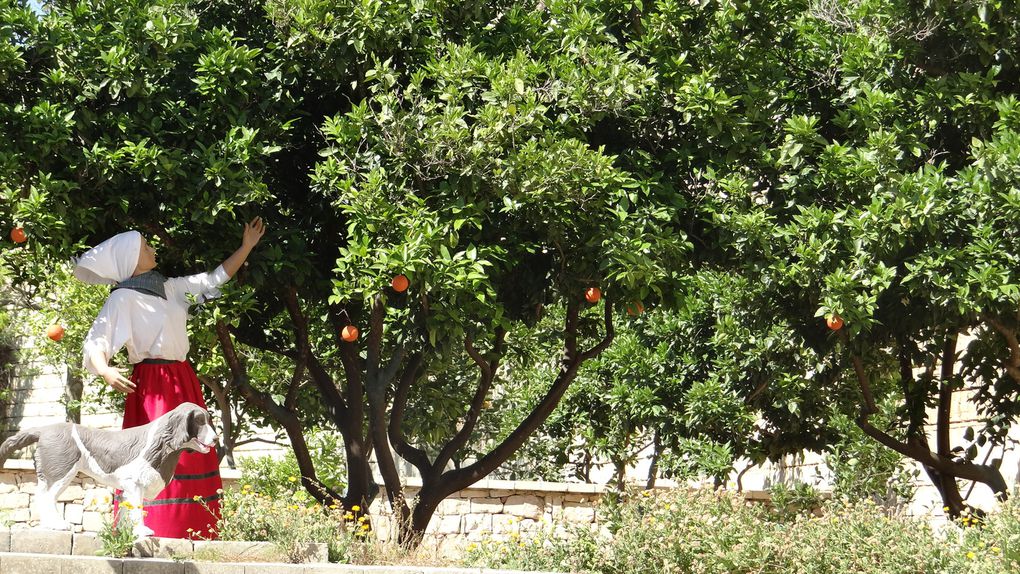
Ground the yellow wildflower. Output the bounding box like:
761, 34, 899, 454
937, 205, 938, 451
361, 524, 370, 531
329, 504, 338, 509
966, 552, 976, 560
358, 516, 367, 523
351, 505, 361, 512
192, 495, 202, 502
289, 476, 298, 482
992, 547, 1001, 554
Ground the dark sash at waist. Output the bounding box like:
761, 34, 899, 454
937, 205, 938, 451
139, 358, 181, 365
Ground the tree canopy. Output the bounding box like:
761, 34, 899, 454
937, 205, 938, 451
1, 0, 1019, 545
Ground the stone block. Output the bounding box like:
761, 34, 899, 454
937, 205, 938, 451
486, 490, 514, 498
462, 513, 491, 536
565, 482, 601, 494
61, 555, 124, 574
243, 564, 306, 574
192, 540, 280, 562
132, 536, 194, 559
11, 529, 73, 554
425, 514, 461, 535
1, 553, 62, 574
468, 497, 502, 514
9, 507, 30, 522
82, 510, 106, 532
0, 492, 30, 509
72, 532, 102, 556
560, 501, 596, 523
65, 503, 85, 524
122, 558, 185, 574
303, 542, 329, 563
503, 495, 543, 521
184, 563, 244, 574
436, 498, 470, 515
304, 567, 420, 574
57, 485, 85, 503
0, 528, 10, 551
490, 515, 519, 535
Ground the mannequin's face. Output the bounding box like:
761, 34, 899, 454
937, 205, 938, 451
134, 238, 157, 275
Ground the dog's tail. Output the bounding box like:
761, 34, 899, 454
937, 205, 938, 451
0, 429, 41, 467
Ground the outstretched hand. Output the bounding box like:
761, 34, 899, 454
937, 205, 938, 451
242, 216, 266, 249
100, 365, 136, 393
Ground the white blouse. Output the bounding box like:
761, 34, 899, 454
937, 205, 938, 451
82, 265, 230, 374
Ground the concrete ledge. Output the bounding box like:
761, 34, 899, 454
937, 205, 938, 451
0, 553, 563, 574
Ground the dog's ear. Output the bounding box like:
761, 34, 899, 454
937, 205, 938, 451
187, 407, 204, 439
165, 407, 194, 451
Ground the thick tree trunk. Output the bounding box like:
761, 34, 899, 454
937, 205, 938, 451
389, 301, 615, 546
845, 330, 1009, 518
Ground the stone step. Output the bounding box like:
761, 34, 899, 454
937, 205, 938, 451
0, 552, 562, 574
0, 531, 564, 574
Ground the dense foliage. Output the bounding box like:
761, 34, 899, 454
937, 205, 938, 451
1, 0, 1019, 546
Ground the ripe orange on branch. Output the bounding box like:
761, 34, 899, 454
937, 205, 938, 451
626, 302, 645, 316
46, 324, 64, 341
584, 287, 601, 303
341, 325, 360, 342
826, 314, 844, 331
10, 227, 26, 243
391, 274, 409, 293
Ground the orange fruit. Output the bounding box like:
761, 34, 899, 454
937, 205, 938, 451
826, 315, 844, 331
585, 287, 601, 303
341, 325, 359, 342
627, 302, 645, 316
46, 324, 64, 341
10, 227, 26, 243
391, 274, 409, 293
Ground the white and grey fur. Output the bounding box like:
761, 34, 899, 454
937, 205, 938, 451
0, 402, 217, 538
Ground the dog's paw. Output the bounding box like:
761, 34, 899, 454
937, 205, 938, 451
132, 524, 155, 539
38, 519, 71, 531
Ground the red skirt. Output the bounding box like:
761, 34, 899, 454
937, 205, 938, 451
114, 360, 222, 539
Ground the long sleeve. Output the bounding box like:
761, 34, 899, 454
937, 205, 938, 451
82, 295, 133, 375
164, 265, 231, 306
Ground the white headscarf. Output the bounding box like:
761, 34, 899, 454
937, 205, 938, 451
72, 230, 142, 285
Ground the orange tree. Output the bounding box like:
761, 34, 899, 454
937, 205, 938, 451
679, 0, 1020, 515
0, 0, 690, 544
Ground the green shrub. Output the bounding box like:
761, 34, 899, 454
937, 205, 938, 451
209, 455, 366, 563
461, 488, 1020, 574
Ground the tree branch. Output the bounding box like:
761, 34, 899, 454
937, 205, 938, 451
937, 331, 958, 457
433, 329, 507, 474
580, 299, 615, 362
283, 287, 310, 411
388, 353, 430, 473
984, 314, 1020, 384
215, 320, 343, 506
838, 329, 877, 415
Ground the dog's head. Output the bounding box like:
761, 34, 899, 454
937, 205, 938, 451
165, 402, 218, 455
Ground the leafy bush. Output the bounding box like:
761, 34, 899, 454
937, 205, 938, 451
208, 455, 364, 563
463, 488, 1020, 574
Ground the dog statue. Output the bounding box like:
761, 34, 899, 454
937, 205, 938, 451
0, 402, 217, 538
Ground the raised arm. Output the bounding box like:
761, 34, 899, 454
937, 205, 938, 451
221, 216, 266, 278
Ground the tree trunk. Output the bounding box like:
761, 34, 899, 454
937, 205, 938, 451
390, 301, 615, 546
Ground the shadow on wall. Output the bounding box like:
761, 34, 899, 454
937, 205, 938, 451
0, 338, 23, 438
